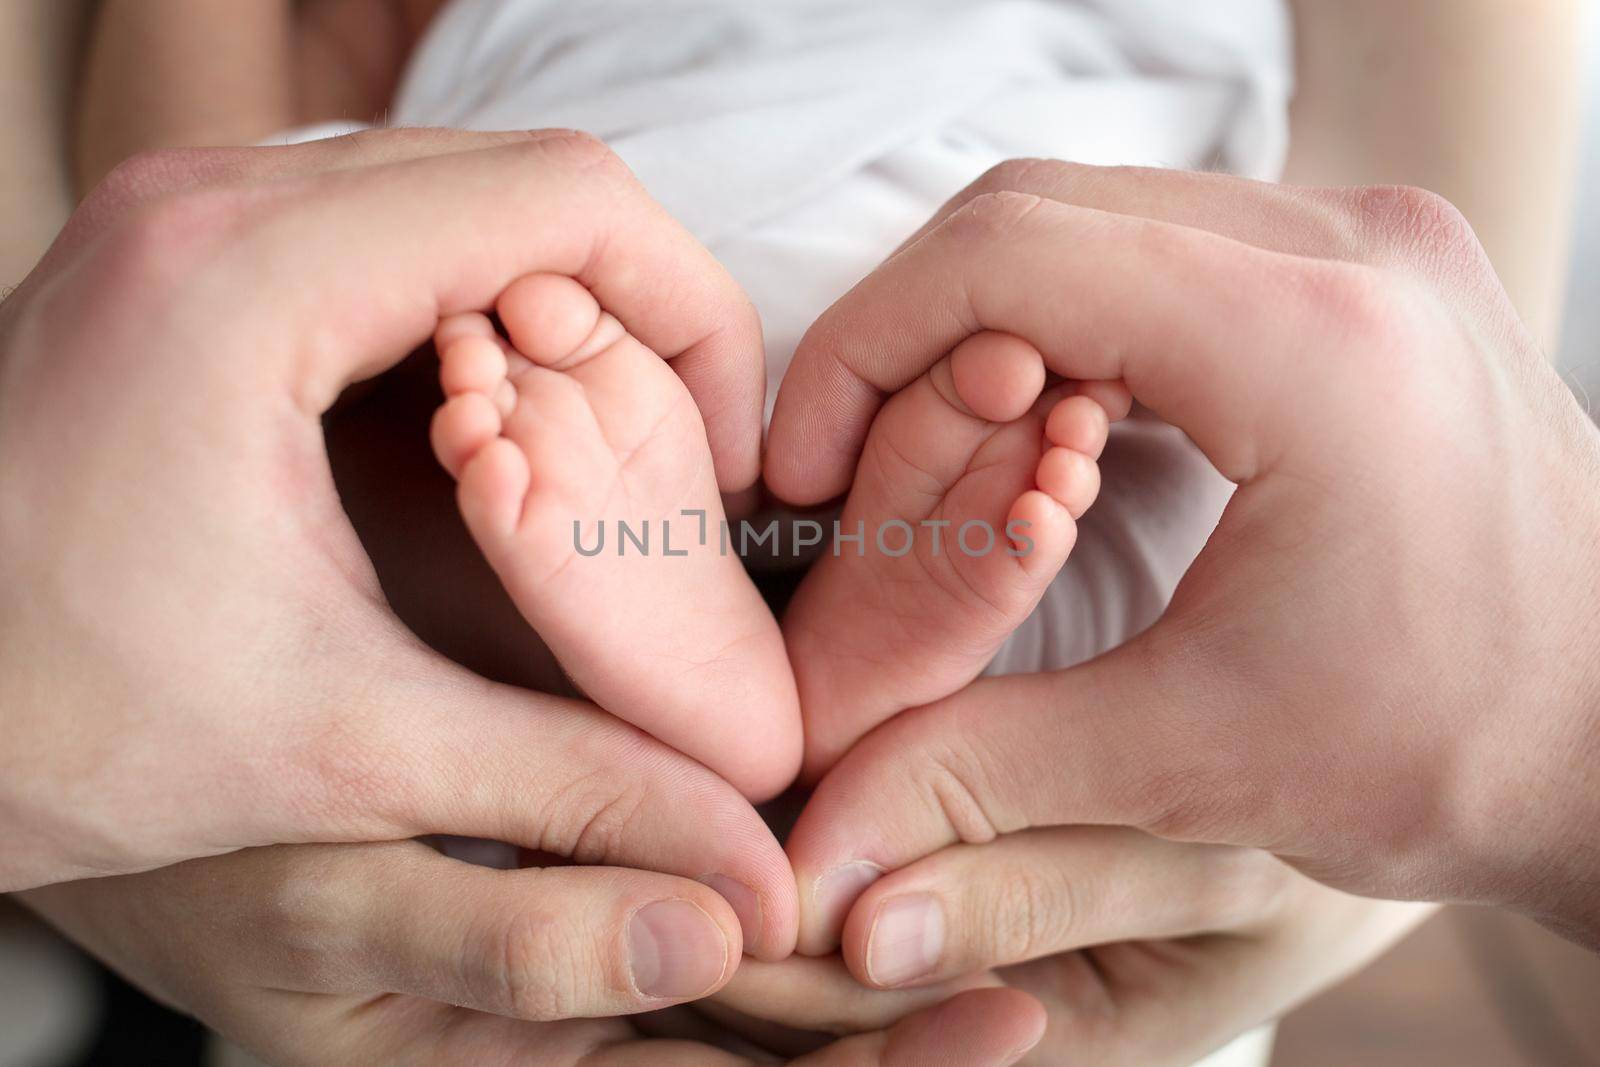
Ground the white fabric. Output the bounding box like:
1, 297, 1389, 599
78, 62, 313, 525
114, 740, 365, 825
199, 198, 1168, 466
379, 0, 1291, 408
291, 0, 1286, 681
271, 4, 1290, 1063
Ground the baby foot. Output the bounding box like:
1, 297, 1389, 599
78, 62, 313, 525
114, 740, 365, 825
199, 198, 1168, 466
785, 331, 1122, 780
430, 274, 801, 801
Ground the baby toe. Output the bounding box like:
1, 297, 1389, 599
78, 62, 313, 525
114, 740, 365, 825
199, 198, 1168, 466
457, 436, 531, 544
1036, 445, 1102, 519
440, 335, 509, 397
1007, 488, 1079, 575
1045, 394, 1111, 459
1075, 379, 1134, 422
948, 331, 1047, 424
434, 311, 497, 352
498, 273, 611, 368
431, 391, 503, 479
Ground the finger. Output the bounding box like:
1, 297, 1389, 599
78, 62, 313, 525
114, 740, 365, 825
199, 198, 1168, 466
240, 983, 1046, 1067
217, 130, 763, 489
1001, 897, 1435, 1066
788, 651, 1231, 954
947, 331, 1047, 423
556, 991, 1043, 1067
22, 839, 741, 1023
1073, 379, 1133, 421
46, 128, 555, 271
764, 175, 1413, 504
839, 828, 1291, 989
611, 989, 1046, 1067
795, 988, 1046, 1067
631, 1006, 792, 1057
914, 165, 1516, 340
311, 842, 742, 1018
896, 160, 1500, 308
277, 654, 797, 960
708, 954, 1002, 1037
1044, 394, 1111, 459
897, 161, 1360, 262
183, 989, 641, 1067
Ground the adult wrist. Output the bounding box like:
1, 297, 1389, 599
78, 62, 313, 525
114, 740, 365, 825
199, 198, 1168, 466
1473, 618, 1600, 949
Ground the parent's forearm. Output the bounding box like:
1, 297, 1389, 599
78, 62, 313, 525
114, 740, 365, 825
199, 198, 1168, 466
1285, 0, 1583, 351
0, 0, 88, 288
75, 0, 297, 196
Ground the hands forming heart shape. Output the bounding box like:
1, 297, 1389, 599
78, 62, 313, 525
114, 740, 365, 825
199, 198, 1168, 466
6, 129, 1599, 1066
426, 273, 1123, 800
416, 263, 1130, 1001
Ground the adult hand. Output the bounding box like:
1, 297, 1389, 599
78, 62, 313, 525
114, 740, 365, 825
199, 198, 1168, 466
723, 331, 1427, 1063
0, 128, 771, 895
695, 834, 1429, 1067
767, 160, 1600, 947
21, 843, 1045, 1067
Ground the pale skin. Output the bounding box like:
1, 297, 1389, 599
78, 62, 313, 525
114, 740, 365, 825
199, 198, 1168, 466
23, 842, 1047, 1067
2, 122, 1051, 1064
426, 276, 1117, 798
766, 163, 1600, 969
781, 335, 1129, 783
3, 1, 1588, 1065
725, 4, 1591, 1060
1, 129, 918, 1057
429, 273, 809, 802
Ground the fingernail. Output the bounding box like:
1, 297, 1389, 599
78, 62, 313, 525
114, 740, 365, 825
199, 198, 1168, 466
702, 874, 763, 955
866, 893, 945, 987
627, 899, 728, 999
813, 860, 885, 943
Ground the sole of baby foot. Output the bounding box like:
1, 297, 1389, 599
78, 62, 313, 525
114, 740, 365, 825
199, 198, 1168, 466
430, 275, 801, 804
787, 331, 1117, 781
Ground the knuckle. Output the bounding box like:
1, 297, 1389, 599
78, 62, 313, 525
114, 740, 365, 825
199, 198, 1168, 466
1350, 184, 1478, 256
972, 157, 1060, 196
915, 707, 1015, 846
95, 186, 243, 295
1345, 184, 1493, 285
89, 148, 208, 211
534, 128, 632, 180
945, 190, 1050, 246
984, 863, 1072, 964
539, 765, 653, 864
1139, 774, 1216, 840
482, 906, 586, 1020
256, 854, 367, 988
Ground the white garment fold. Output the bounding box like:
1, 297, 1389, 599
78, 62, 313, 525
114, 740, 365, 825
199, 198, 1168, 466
380, 0, 1291, 402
